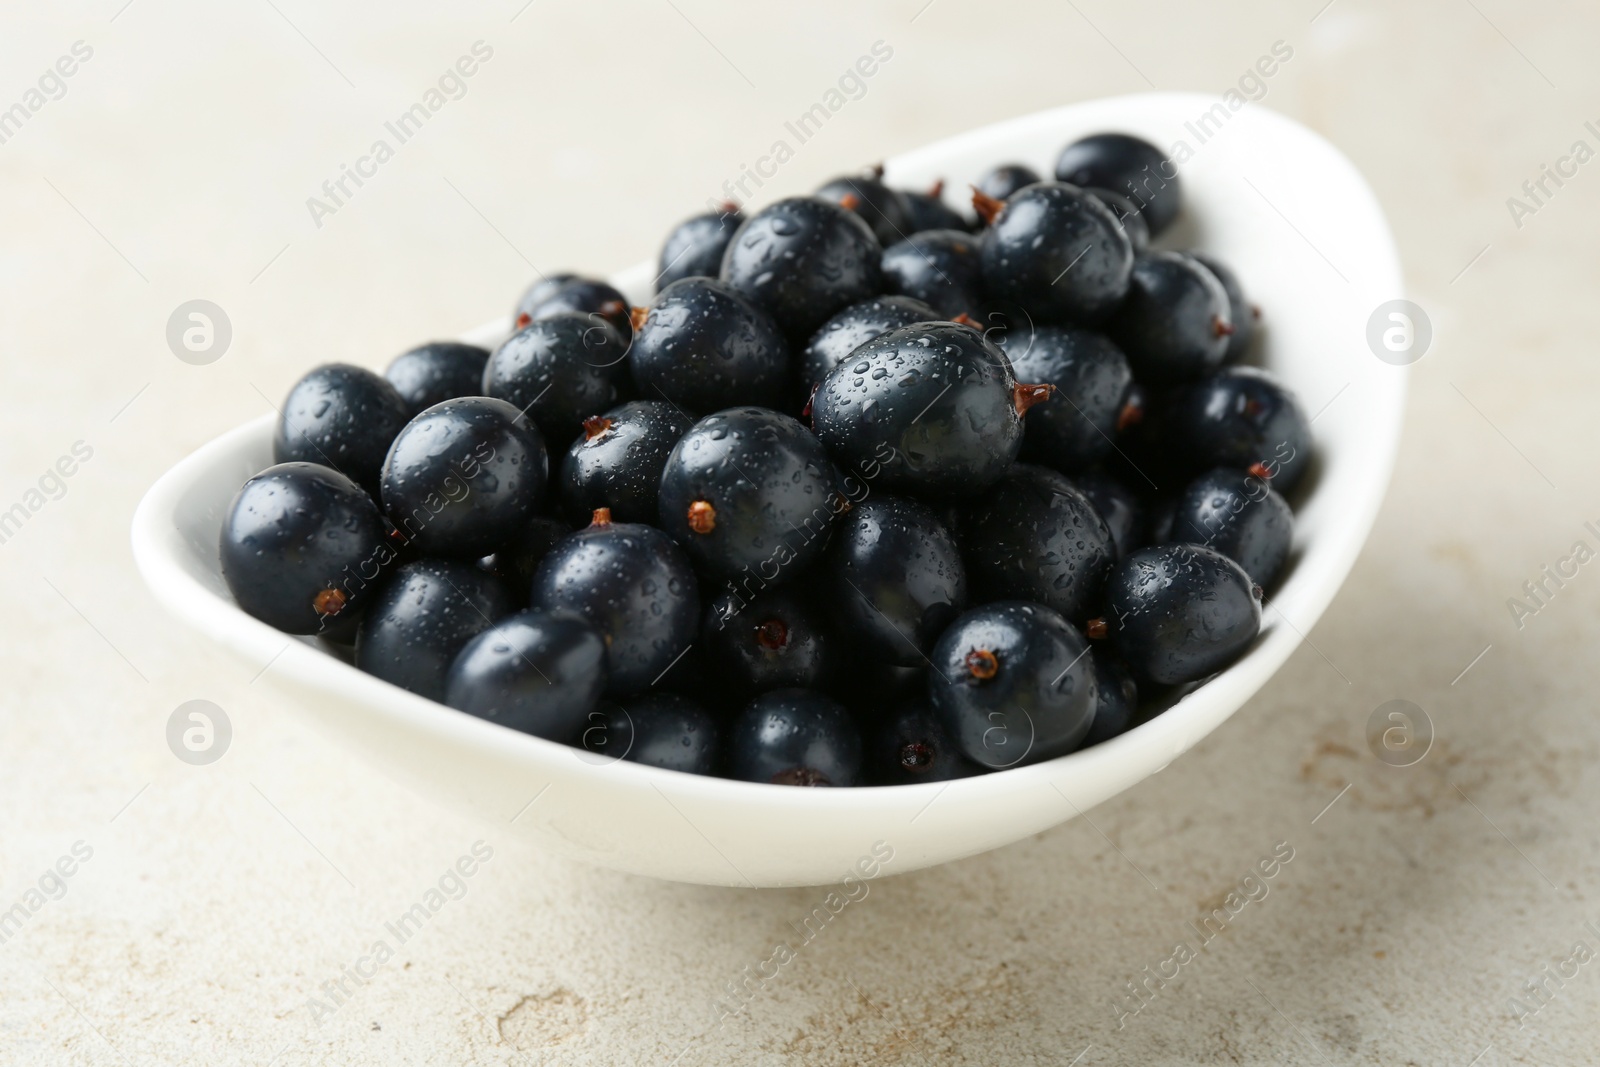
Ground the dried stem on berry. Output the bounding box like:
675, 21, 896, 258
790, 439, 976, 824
1012, 383, 1055, 416
629, 306, 649, 333
1085, 617, 1109, 640
590, 507, 613, 528
582, 416, 613, 442
965, 648, 999, 680
313, 588, 347, 617
1212, 315, 1236, 338
754, 619, 789, 651
687, 500, 716, 534
971, 187, 1005, 225
1247, 461, 1273, 481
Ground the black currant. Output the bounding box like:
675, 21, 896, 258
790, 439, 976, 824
273, 364, 411, 494
530, 509, 699, 695
355, 559, 514, 701
380, 396, 548, 559
220, 462, 394, 635
630, 277, 789, 413
560, 400, 690, 524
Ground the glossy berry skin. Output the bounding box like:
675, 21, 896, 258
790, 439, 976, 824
273, 364, 411, 494
220, 462, 393, 635
478, 516, 571, 599
1170, 468, 1293, 587
965, 464, 1117, 623
657, 207, 744, 292
560, 400, 689, 524
444, 609, 606, 741
702, 586, 831, 699
720, 196, 884, 340
727, 688, 863, 787
928, 601, 1097, 769
812, 322, 1024, 498
1085, 187, 1150, 252
1083, 646, 1138, 747
1076, 470, 1143, 560
1105, 543, 1262, 686
998, 324, 1134, 473
484, 313, 631, 446
355, 559, 515, 702
881, 230, 985, 320
513, 276, 632, 343
380, 396, 548, 559
975, 163, 1041, 202
799, 295, 940, 390
1109, 252, 1232, 387
658, 406, 839, 580
902, 185, 969, 233
869, 702, 984, 785
514, 272, 578, 318
1190, 252, 1254, 361
821, 496, 967, 667
630, 278, 790, 413
1055, 132, 1181, 235
815, 173, 913, 247
384, 342, 491, 418
530, 516, 699, 695
1164, 367, 1312, 492
582, 693, 720, 775
979, 182, 1134, 324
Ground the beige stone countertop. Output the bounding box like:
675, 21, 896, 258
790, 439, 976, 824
4, 1, 1599, 1063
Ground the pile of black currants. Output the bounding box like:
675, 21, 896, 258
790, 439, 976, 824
220, 131, 1311, 787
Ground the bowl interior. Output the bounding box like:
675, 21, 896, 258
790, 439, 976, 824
132, 93, 1404, 887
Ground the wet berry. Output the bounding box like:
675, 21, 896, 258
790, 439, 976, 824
928, 601, 1097, 769
975, 162, 1041, 202
630, 277, 789, 413
220, 462, 394, 635
380, 396, 548, 559
1085, 187, 1150, 252
513, 276, 632, 343
1104, 543, 1262, 685
816, 171, 913, 246
657, 205, 744, 292
821, 496, 967, 666
727, 688, 862, 787
703, 587, 832, 698
1055, 132, 1181, 235
1170, 467, 1293, 587
445, 609, 607, 741
965, 464, 1117, 622
355, 559, 515, 701
1082, 645, 1138, 747
901, 179, 970, 232
811, 321, 1029, 498
583, 693, 721, 774
1163, 366, 1312, 492
384, 342, 490, 418
478, 515, 571, 598
998, 324, 1135, 473
799, 295, 941, 391
273, 364, 411, 494
1109, 251, 1233, 387
1189, 252, 1255, 361
720, 196, 884, 339
880, 229, 985, 320
979, 181, 1134, 324
530, 509, 699, 695
1075, 470, 1144, 559
657, 406, 840, 580
484, 313, 631, 446
869, 702, 984, 784
560, 400, 689, 524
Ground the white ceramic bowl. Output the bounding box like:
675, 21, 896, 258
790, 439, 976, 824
132, 94, 1405, 888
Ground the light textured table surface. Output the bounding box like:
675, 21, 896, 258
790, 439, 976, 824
4, 2, 1598, 1064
